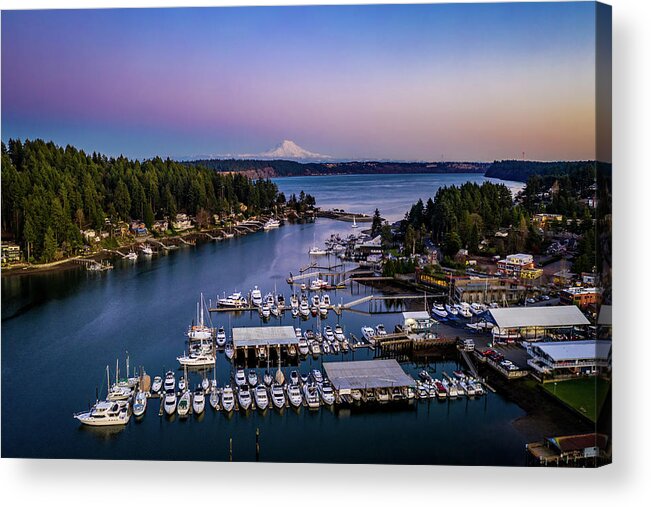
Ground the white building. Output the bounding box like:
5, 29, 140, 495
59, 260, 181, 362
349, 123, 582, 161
527, 340, 611, 380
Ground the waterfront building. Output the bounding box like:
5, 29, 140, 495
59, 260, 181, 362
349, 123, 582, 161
323, 359, 415, 396
172, 213, 193, 231
488, 306, 591, 342
560, 286, 602, 309
1, 241, 22, 264
527, 433, 610, 466
402, 311, 436, 334
453, 276, 531, 305
526, 340, 611, 379
232, 325, 298, 361
497, 253, 542, 279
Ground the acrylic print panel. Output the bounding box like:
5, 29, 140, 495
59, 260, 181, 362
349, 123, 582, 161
0, 1, 612, 466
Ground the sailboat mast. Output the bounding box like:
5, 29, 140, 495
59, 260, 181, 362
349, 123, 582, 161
106, 365, 110, 398
200, 293, 204, 326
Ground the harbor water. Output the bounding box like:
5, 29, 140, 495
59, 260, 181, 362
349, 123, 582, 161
2, 173, 528, 464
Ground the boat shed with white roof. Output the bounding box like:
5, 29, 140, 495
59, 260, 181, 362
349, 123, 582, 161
402, 311, 436, 334
232, 326, 298, 361
488, 306, 590, 340
323, 359, 415, 395
527, 340, 611, 379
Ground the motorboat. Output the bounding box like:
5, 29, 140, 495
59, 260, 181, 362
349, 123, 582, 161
291, 307, 299, 318
74, 401, 130, 426
433, 380, 447, 399
221, 386, 235, 412
225, 343, 234, 360
331, 340, 340, 354
491, 326, 522, 341
141, 244, 153, 256
235, 368, 246, 387
254, 385, 270, 410
319, 301, 328, 318
201, 377, 210, 392
351, 389, 362, 402
309, 246, 327, 256
251, 286, 263, 307
275, 367, 285, 386
270, 304, 280, 318
287, 384, 303, 407
445, 304, 459, 316
216, 327, 227, 346
466, 321, 495, 331
453, 370, 466, 380
295, 327, 302, 339
125, 251, 138, 261
322, 294, 331, 306
187, 293, 214, 341
318, 381, 335, 405
263, 218, 280, 230
334, 325, 345, 341
303, 383, 320, 409
133, 391, 147, 417
290, 294, 299, 310
470, 303, 487, 315
163, 390, 177, 415
263, 370, 273, 386
192, 388, 205, 414
177, 391, 191, 416
163, 371, 175, 392
152, 376, 163, 394
209, 387, 219, 409
323, 326, 335, 342
237, 385, 252, 410
376, 388, 390, 402
431, 304, 448, 319
218, 291, 247, 308
298, 337, 309, 355
322, 341, 331, 354
455, 303, 472, 318
290, 370, 300, 385
247, 369, 258, 387
300, 372, 310, 384
107, 384, 132, 401
177, 351, 215, 367
309, 341, 321, 356
311, 369, 324, 384
299, 300, 310, 318
341, 338, 350, 352
178, 376, 187, 392
361, 326, 376, 344
309, 278, 328, 291
375, 324, 387, 337
259, 303, 271, 319
264, 292, 275, 308
276, 293, 286, 311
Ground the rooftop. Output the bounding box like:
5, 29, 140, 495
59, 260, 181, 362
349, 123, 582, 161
489, 306, 590, 329
529, 340, 611, 362
402, 311, 432, 321
232, 326, 298, 348
548, 433, 609, 453
323, 359, 415, 390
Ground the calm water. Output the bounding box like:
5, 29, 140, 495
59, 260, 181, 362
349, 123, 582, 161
274, 173, 525, 222
2, 173, 527, 464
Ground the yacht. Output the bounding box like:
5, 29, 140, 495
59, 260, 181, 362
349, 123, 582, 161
433, 380, 447, 399
225, 343, 234, 360
192, 388, 205, 414
319, 301, 328, 318
322, 294, 331, 306
431, 304, 448, 319
299, 300, 310, 318
455, 303, 473, 319
254, 385, 270, 410
237, 385, 252, 410
259, 303, 271, 319
133, 391, 147, 417
298, 337, 309, 355
303, 383, 320, 409
287, 383, 303, 407
74, 401, 130, 426
263, 218, 280, 230
309, 340, 321, 356
221, 386, 235, 412
177, 351, 215, 367
361, 326, 376, 344
216, 327, 227, 346
177, 391, 191, 416
276, 294, 286, 311
323, 326, 335, 342
141, 244, 153, 256
235, 368, 246, 387
311, 369, 324, 384
151, 376, 163, 394
178, 376, 187, 392
470, 303, 487, 315
163, 371, 175, 392
375, 324, 387, 337
309, 278, 328, 290
107, 384, 132, 401
322, 341, 331, 354
247, 370, 258, 387
264, 293, 275, 307
218, 291, 247, 308
251, 286, 263, 307
445, 303, 459, 317
309, 246, 327, 256
270, 304, 280, 318
318, 381, 335, 405
163, 390, 177, 415
209, 387, 219, 409
334, 325, 346, 342
290, 294, 299, 310
187, 293, 214, 341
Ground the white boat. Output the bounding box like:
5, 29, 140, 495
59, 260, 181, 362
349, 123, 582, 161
259, 303, 271, 319
251, 286, 263, 307
290, 294, 299, 310
470, 303, 487, 315
456, 302, 472, 318
163, 391, 177, 415
309, 278, 328, 291
466, 321, 495, 331
303, 383, 320, 409
322, 294, 331, 306
295, 327, 302, 339
445, 304, 459, 316
322, 340, 331, 354
141, 244, 153, 256
193, 388, 205, 414
331, 340, 340, 354
323, 326, 335, 342
276, 294, 286, 311
263, 370, 273, 386
107, 384, 132, 401
74, 401, 130, 426
361, 326, 376, 344
187, 293, 214, 341
163, 371, 175, 392
351, 216, 359, 228
299, 300, 310, 317
270, 384, 285, 409
178, 376, 186, 392
491, 326, 522, 341
270, 304, 280, 317
319, 302, 328, 317
237, 385, 252, 410
216, 327, 227, 346
235, 368, 246, 387
218, 292, 247, 308
225, 343, 234, 360
351, 389, 362, 401
209, 387, 219, 409
177, 391, 191, 416
309, 246, 327, 256
375, 323, 387, 337
263, 218, 280, 230
247, 369, 258, 387
221, 386, 235, 411
311, 369, 324, 384
290, 370, 300, 385
298, 337, 309, 355
151, 376, 163, 394
318, 381, 335, 405
201, 377, 210, 392
431, 304, 448, 319
287, 383, 303, 407
133, 391, 147, 417
177, 351, 215, 367
334, 325, 345, 341
125, 251, 138, 261
309, 341, 321, 356
254, 385, 269, 410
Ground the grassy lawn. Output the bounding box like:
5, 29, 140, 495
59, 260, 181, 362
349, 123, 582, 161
542, 377, 610, 423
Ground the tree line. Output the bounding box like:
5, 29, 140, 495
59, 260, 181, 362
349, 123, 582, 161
1, 139, 286, 262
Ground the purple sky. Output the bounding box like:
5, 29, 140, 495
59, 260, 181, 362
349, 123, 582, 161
1, 3, 605, 161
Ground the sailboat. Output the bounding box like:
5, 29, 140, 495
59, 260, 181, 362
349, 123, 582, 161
351, 216, 358, 228
187, 293, 214, 341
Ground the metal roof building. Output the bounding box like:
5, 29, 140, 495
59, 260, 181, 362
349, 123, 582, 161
323, 359, 415, 392
489, 306, 590, 330
232, 326, 298, 348
529, 340, 611, 362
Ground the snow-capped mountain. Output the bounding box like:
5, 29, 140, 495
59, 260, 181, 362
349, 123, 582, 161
234, 140, 332, 162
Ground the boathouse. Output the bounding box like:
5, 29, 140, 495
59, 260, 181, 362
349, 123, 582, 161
323, 359, 415, 395
232, 326, 298, 361
402, 311, 436, 334
488, 305, 590, 341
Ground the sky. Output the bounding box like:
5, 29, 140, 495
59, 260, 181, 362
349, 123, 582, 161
1, 3, 608, 161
